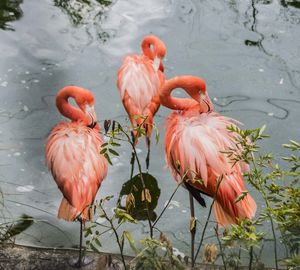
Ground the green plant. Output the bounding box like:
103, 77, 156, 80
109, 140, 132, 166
224, 126, 300, 269
83, 119, 300, 270
130, 237, 184, 270
84, 195, 137, 270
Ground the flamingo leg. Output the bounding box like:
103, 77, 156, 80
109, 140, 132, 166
130, 151, 135, 179
68, 219, 84, 268
77, 218, 83, 267
68, 218, 94, 268
189, 193, 196, 267
130, 131, 136, 179
146, 138, 151, 171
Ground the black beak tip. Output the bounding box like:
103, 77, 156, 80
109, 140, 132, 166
87, 121, 97, 129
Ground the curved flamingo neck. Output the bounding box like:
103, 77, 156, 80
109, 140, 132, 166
141, 35, 166, 60
56, 86, 89, 124
160, 76, 205, 111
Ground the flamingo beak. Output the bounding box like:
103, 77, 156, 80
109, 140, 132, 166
153, 56, 164, 72
86, 105, 97, 128
199, 92, 213, 112
159, 61, 164, 72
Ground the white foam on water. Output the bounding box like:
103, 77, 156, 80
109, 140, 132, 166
96, 217, 107, 224
164, 200, 180, 208
135, 148, 142, 154
16, 185, 35, 192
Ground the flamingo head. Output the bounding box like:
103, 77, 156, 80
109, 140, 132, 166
141, 35, 166, 72
76, 90, 97, 128
186, 77, 214, 113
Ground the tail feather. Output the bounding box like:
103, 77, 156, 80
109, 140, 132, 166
213, 201, 236, 226
238, 193, 257, 219
213, 193, 257, 226
58, 198, 93, 221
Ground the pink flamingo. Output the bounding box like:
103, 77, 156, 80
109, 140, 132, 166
45, 86, 108, 267
117, 35, 166, 170
160, 76, 257, 263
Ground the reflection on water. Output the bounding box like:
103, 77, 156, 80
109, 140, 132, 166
53, 0, 112, 25
53, 0, 114, 42
244, 0, 272, 56
0, 0, 23, 31
281, 0, 300, 9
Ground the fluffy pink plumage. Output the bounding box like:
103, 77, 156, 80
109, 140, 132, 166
161, 76, 256, 226
45, 86, 108, 221
117, 35, 166, 140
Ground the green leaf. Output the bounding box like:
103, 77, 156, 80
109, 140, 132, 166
94, 237, 102, 247
108, 148, 119, 156
258, 125, 266, 136
90, 241, 100, 252
114, 208, 136, 224
111, 142, 121, 147
84, 227, 93, 237
104, 153, 113, 165
123, 230, 138, 253
100, 148, 107, 154
103, 195, 114, 201
2, 215, 33, 240
117, 173, 161, 222
234, 191, 249, 204
153, 125, 160, 145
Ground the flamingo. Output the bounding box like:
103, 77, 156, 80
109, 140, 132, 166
117, 35, 166, 170
45, 86, 108, 267
160, 76, 257, 263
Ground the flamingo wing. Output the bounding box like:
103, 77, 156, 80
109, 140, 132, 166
164, 111, 256, 225
45, 122, 108, 221
117, 55, 163, 135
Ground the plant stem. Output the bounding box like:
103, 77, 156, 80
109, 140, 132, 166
237, 245, 242, 270
146, 138, 150, 171
193, 198, 215, 265
130, 150, 135, 179
119, 125, 153, 238
193, 176, 223, 265
249, 246, 253, 270
250, 153, 278, 270
214, 226, 227, 270
269, 215, 279, 270
190, 194, 196, 267
152, 182, 182, 228
78, 219, 83, 267
100, 205, 127, 270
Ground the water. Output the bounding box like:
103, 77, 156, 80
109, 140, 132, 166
0, 0, 299, 266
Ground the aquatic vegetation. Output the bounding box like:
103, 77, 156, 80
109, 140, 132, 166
0, 189, 33, 245
83, 120, 299, 269
130, 237, 184, 270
